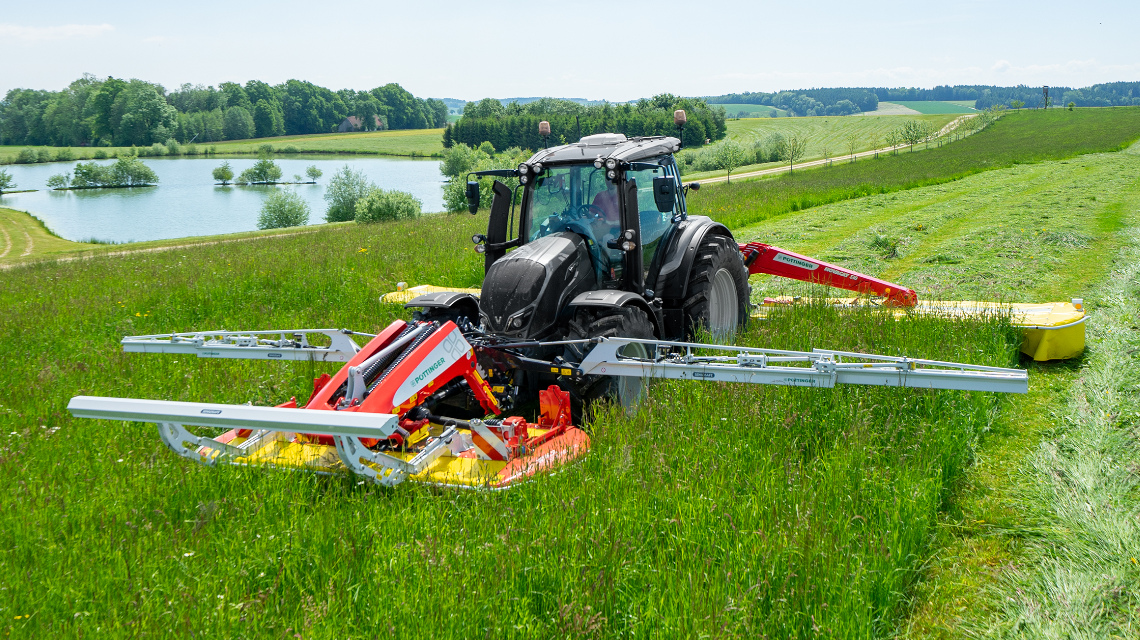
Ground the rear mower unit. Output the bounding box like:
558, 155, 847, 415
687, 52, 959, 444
69, 115, 1033, 489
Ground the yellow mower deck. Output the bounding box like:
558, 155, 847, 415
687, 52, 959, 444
207, 423, 587, 489
382, 285, 1086, 361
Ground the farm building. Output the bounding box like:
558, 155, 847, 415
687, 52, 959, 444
338, 115, 386, 132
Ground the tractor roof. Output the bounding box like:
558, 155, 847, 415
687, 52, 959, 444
527, 134, 681, 166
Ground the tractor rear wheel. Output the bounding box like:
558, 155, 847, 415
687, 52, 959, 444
563, 306, 654, 411
683, 234, 750, 340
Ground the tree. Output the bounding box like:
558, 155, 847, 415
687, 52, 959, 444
305, 165, 322, 182
355, 188, 422, 223
47, 173, 71, 189
0, 170, 15, 194
257, 190, 310, 229
323, 165, 373, 222
847, 134, 859, 163
212, 161, 234, 185
237, 154, 282, 184
778, 133, 808, 172
1068, 101, 1076, 111
714, 140, 748, 182
252, 99, 285, 138
1010, 99, 1025, 112
223, 106, 255, 140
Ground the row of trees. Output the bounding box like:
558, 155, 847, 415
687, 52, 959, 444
709, 82, 1140, 114
0, 75, 448, 148
46, 156, 159, 189
445, 95, 727, 151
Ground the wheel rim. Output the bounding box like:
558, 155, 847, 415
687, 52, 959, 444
708, 268, 739, 340
615, 340, 649, 413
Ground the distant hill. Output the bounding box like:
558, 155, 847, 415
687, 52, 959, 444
434, 96, 615, 114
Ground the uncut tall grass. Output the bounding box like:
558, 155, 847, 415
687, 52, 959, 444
0, 211, 1021, 636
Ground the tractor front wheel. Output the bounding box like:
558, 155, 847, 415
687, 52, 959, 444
563, 306, 654, 412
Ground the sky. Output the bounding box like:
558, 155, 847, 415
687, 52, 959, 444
2, 0, 1137, 101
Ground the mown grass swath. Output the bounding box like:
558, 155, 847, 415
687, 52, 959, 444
689, 108, 1140, 229
0, 211, 1021, 637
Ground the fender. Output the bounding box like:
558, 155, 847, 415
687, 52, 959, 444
652, 215, 735, 302
404, 291, 480, 312
566, 290, 662, 338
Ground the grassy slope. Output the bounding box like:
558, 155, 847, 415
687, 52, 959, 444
714, 103, 787, 117
732, 150, 1139, 302
688, 107, 1140, 230
901, 144, 1140, 639
0, 129, 445, 165
683, 113, 958, 181
0, 207, 99, 263
0, 207, 1023, 637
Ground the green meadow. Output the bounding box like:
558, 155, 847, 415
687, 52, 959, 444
888, 101, 977, 115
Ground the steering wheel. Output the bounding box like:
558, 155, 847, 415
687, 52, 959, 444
571, 203, 608, 221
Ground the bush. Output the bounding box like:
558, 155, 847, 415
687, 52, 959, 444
150, 143, 167, 156
46, 173, 71, 189
477, 141, 496, 156
258, 143, 274, 155
36, 149, 52, 163
15, 149, 37, 164
93, 149, 108, 160
323, 165, 373, 222
354, 188, 422, 223
54, 148, 75, 162
165, 138, 182, 156
281, 145, 300, 154
0, 169, 16, 194
184, 144, 199, 156
257, 190, 310, 230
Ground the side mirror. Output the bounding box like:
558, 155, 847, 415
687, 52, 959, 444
465, 181, 480, 215
653, 176, 676, 213
688, 182, 701, 192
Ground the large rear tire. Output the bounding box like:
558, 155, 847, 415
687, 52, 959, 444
683, 234, 750, 340
563, 306, 654, 411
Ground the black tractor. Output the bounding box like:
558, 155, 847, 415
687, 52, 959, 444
407, 115, 750, 409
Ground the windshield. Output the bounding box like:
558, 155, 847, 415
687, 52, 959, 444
526, 164, 624, 283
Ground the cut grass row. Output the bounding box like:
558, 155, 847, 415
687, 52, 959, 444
687, 107, 1140, 231
0, 206, 1022, 637
888, 101, 977, 115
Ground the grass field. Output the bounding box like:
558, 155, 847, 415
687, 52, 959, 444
0, 207, 99, 262
688, 107, 1140, 229
0, 129, 445, 166
2, 103, 1139, 638
0, 208, 1024, 637
711, 103, 787, 118
681, 113, 959, 180
889, 101, 977, 115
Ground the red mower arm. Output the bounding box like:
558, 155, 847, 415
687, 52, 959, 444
738, 242, 918, 307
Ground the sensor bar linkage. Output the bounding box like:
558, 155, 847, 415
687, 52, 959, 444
121, 328, 371, 362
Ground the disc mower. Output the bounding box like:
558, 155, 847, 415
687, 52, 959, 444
68, 113, 1031, 489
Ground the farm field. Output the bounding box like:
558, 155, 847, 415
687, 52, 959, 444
681, 113, 959, 181
0, 128, 445, 166
688, 107, 1140, 229
711, 102, 787, 118
2, 105, 1139, 638
889, 101, 977, 115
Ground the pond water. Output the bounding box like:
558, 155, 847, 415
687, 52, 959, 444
0, 156, 444, 243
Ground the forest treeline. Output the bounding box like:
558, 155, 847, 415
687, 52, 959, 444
0, 74, 449, 147
445, 95, 727, 151
708, 82, 1140, 115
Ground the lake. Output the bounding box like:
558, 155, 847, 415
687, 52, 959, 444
0, 156, 445, 243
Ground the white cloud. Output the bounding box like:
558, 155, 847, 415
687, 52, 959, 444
0, 23, 113, 41
992, 59, 1012, 73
